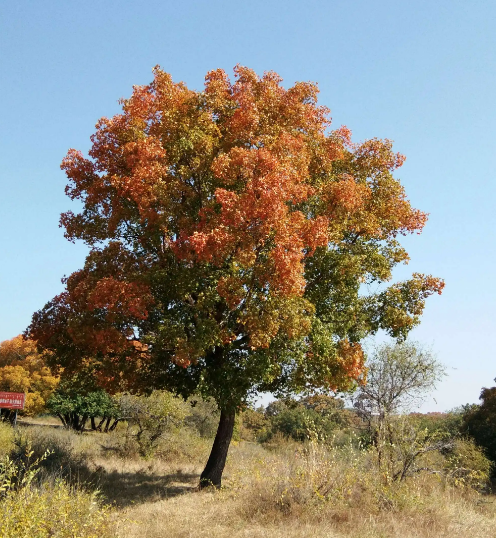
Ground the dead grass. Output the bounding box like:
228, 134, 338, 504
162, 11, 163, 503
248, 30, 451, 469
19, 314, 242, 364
110, 440, 496, 538
2, 424, 496, 538
18, 415, 63, 427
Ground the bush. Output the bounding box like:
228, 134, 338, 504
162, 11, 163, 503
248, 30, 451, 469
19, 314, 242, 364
0, 451, 112, 538
462, 384, 496, 476
183, 398, 219, 438
261, 397, 350, 443
443, 438, 492, 491
0, 422, 14, 458
239, 407, 268, 441
47, 385, 119, 432
119, 391, 187, 458
0, 483, 113, 538
9, 427, 91, 482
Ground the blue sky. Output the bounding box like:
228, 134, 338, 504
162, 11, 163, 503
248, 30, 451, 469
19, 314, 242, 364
1, 0, 495, 411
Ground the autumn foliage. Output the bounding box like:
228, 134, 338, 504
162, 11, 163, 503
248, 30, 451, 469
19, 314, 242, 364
0, 336, 58, 416
28, 66, 443, 485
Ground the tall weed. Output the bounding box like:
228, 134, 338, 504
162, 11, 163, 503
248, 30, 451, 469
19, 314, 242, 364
0, 442, 113, 538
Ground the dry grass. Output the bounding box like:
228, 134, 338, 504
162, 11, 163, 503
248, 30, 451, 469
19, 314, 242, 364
18, 415, 64, 427
111, 440, 496, 538
1, 423, 496, 538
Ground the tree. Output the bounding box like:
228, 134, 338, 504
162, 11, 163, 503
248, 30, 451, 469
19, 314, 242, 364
353, 341, 446, 473
354, 341, 445, 423
0, 336, 59, 419
462, 381, 496, 471
119, 391, 186, 457
47, 379, 120, 432
261, 395, 352, 442
28, 66, 443, 487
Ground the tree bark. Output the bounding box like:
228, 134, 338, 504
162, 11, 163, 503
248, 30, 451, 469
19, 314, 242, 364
57, 413, 67, 428
109, 418, 120, 432
80, 415, 88, 432
199, 409, 235, 489
104, 417, 112, 432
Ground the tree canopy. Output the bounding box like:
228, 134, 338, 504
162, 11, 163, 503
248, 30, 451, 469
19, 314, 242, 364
462, 381, 496, 470
28, 65, 443, 486
0, 335, 58, 416
353, 341, 446, 421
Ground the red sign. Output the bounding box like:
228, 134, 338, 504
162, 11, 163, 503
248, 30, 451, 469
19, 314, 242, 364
0, 392, 25, 410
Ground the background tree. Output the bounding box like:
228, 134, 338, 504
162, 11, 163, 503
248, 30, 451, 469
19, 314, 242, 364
184, 398, 220, 438
261, 395, 353, 442
119, 391, 187, 457
28, 66, 443, 487
47, 377, 120, 432
462, 381, 496, 474
353, 341, 446, 473
354, 341, 446, 426
0, 336, 58, 419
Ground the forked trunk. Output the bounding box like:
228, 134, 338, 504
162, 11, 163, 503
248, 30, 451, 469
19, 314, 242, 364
199, 409, 235, 489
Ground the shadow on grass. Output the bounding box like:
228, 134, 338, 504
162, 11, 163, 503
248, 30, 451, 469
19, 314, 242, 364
98, 468, 200, 507
12, 425, 202, 507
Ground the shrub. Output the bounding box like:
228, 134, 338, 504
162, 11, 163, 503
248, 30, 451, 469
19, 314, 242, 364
0, 422, 14, 458
462, 384, 496, 476
239, 407, 268, 441
47, 385, 119, 432
119, 391, 187, 458
183, 397, 220, 438
0, 451, 112, 538
9, 427, 91, 482
0, 483, 113, 538
261, 397, 350, 443
443, 438, 492, 490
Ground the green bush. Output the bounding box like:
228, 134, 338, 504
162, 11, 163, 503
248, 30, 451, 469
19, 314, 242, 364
47, 386, 119, 432
462, 384, 496, 476
119, 390, 187, 458
262, 397, 349, 442
443, 437, 492, 491
0, 483, 112, 538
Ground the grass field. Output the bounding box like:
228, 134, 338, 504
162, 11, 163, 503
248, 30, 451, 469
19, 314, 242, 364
2, 421, 495, 538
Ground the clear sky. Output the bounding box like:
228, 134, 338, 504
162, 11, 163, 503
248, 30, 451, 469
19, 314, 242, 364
1, 0, 495, 412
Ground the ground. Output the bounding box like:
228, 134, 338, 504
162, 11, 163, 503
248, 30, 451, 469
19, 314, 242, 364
4, 418, 496, 538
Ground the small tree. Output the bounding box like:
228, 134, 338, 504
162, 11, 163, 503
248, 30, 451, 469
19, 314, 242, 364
47, 378, 119, 432
354, 341, 446, 474
261, 395, 353, 442
379, 416, 452, 482
119, 391, 186, 457
354, 341, 445, 424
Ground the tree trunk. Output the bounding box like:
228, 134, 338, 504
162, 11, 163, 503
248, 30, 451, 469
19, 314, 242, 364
71, 413, 80, 431
199, 409, 235, 489
57, 413, 67, 428
80, 415, 88, 432
109, 418, 120, 432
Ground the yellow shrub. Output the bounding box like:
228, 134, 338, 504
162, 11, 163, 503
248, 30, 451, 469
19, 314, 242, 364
0, 481, 113, 538
0, 422, 14, 457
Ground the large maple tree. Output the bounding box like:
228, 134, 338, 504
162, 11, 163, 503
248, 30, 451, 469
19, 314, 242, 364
29, 66, 443, 487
